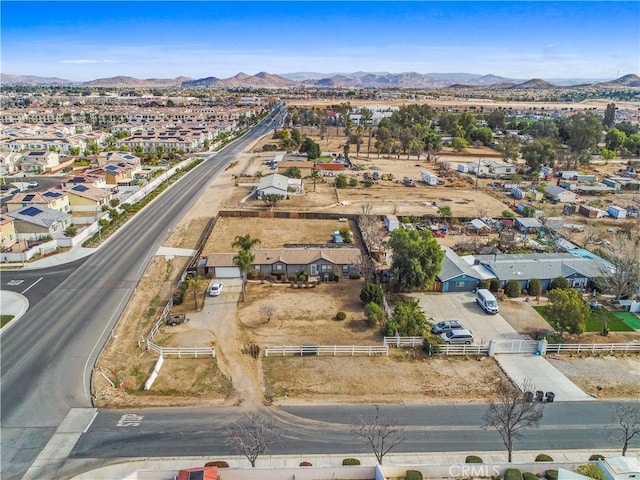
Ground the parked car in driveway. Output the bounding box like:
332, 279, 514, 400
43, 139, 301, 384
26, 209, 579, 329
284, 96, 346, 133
208, 282, 224, 296
440, 329, 474, 344
431, 320, 463, 334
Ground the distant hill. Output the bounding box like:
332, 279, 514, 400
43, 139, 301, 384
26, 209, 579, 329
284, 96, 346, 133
2, 71, 638, 89
0, 73, 73, 85
510, 78, 558, 89
182, 72, 297, 88
82, 76, 191, 87
594, 74, 640, 88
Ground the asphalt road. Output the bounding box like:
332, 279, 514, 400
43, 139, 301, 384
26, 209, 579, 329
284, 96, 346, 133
72, 402, 628, 459
0, 114, 280, 480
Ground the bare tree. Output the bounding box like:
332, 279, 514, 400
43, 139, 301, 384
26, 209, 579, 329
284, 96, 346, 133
259, 304, 276, 323
610, 404, 640, 456
482, 379, 544, 462
351, 406, 407, 465
597, 234, 640, 300
224, 413, 281, 467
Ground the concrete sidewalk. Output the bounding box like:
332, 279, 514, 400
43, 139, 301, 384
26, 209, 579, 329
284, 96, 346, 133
496, 354, 594, 402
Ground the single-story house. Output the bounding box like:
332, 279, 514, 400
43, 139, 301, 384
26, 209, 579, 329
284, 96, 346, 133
436, 247, 482, 292
472, 252, 605, 291
254, 173, 302, 199
544, 185, 579, 203
201, 247, 362, 280
8, 205, 72, 238
515, 217, 543, 234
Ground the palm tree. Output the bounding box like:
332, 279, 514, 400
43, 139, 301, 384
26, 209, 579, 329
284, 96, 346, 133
232, 234, 260, 252
185, 275, 208, 310
233, 250, 255, 302
311, 168, 321, 192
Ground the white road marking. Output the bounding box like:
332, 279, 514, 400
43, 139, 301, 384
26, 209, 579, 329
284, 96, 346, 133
21, 277, 43, 294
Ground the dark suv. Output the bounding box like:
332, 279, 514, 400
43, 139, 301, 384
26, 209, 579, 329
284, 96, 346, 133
431, 320, 463, 334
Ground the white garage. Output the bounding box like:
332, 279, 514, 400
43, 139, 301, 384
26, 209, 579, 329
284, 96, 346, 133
213, 266, 241, 278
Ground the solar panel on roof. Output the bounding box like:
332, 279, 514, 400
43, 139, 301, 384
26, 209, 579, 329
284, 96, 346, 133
21, 206, 42, 216
72, 185, 89, 192
23, 194, 35, 201
44, 191, 62, 198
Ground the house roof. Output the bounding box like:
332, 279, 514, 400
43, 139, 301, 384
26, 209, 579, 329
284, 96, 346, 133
315, 163, 345, 171
515, 217, 543, 229
206, 248, 361, 268
8, 190, 67, 205
468, 218, 490, 230
544, 185, 572, 196
474, 252, 604, 282
8, 204, 71, 228
256, 174, 289, 193
438, 247, 482, 282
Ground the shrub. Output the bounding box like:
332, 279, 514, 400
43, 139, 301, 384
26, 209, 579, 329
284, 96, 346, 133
299, 461, 313, 467
505, 469, 523, 480
545, 470, 558, 480
550, 277, 569, 290
575, 464, 605, 480
342, 458, 361, 466
465, 455, 483, 463
528, 279, 542, 297
364, 302, 386, 327
349, 177, 358, 187
523, 473, 538, 480
489, 278, 500, 292
172, 281, 188, 305
247, 269, 259, 280
536, 454, 554, 462
423, 332, 445, 355
478, 279, 491, 290
204, 460, 229, 468
360, 283, 384, 305
588, 454, 605, 461
363, 179, 374, 187
406, 470, 424, 480
336, 311, 347, 321
335, 174, 348, 188
505, 280, 522, 298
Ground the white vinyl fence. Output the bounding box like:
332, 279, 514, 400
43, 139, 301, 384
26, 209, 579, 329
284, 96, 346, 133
546, 342, 640, 354
265, 345, 388, 357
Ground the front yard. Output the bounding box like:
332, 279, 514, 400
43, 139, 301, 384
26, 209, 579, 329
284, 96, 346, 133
533, 305, 636, 333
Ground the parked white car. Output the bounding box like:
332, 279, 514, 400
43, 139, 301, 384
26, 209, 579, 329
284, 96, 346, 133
208, 282, 224, 296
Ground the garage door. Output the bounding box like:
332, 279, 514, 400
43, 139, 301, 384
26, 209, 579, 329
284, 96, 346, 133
215, 267, 241, 278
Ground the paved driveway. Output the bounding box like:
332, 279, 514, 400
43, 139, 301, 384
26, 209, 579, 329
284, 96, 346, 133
409, 292, 522, 345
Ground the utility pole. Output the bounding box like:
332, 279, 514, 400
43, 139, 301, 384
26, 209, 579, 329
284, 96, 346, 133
475, 157, 481, 190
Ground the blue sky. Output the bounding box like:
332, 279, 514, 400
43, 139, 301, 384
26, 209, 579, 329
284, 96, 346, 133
1, 1, 638, 81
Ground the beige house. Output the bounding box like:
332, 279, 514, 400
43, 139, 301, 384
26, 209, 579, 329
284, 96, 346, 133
19, 151, 60, 173
0, 152, 22, 175
6, 190, 71, 214
62, 184, 113, 219
0, 215, 18, 251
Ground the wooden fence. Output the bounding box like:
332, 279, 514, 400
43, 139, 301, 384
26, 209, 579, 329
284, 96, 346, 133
546, 343, 640, 354
265, 345, 388, 357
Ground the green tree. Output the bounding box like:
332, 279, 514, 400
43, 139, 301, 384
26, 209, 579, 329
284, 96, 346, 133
63, 225, 78, 237
562, 112, 603, 156
86, 141, 99, 155
282, 166, 301, 178
527, 119, 559, 139
486, 110, 506, 131
623, 134, 640, 156
549, 276, 569, 290
504, 280, 521, 298
364, 302, 386, 327
203, 139, 210, 150
605, 128, 626, 151
335, 174, 348, 188
388, 228, 445, 292
232, 234, 260, 252
438, 206, 452, 220
233, 250, 255, 302
498, 134, 521, 162
290, 128, 302, 147
547, 288, 591, 335
262, 193, 285, 207
521, 137, 557, 172
299, 137, 321, 160
603, 103, 616, 128
451, 137, 468, 152
383, 299, 427, 336
600, 148, 615, 162
360, 283, 384, 305
69, 146, 81, 156
527, 279, 542, 297
185, 275, 208, 310
469, 126, 494, 145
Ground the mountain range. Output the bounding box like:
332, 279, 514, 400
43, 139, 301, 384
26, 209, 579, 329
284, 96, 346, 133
1, 71, 639, 89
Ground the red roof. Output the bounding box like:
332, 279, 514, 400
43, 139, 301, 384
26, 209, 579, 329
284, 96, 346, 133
315, 163, 346, 171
